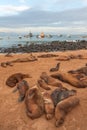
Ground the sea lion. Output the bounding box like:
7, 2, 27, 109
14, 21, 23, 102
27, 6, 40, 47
38, 54, 58, 58
55, 96, 79, 127
25, 86, 44, 119
56, 55, 70, 61
40, 72, 63, 87
1, 55, 38, 68
6, 73, 31, 87
69, 54, 83, 59
6, 61, 14, 66
69, 73, 86, 80
12, 55, 38, 63
51, 88, 77, 107
1, 62, 7, 67
50, 63, 60, 72
68, 66, 87, 76
38, 79, 51, 90
14, 80, 29, 102
1, 61, 14, 67
42, 92, 55, 120
51, 71, 87, 88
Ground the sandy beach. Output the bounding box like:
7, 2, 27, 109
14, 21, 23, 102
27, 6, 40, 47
0, 49, 87, 130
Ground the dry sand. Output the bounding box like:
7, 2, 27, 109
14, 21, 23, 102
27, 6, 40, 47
0, 50, 87, 130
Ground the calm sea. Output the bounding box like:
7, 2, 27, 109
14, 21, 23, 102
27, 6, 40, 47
0, 33, 87, 48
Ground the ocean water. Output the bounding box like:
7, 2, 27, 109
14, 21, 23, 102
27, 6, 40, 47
0, 33, 87, 48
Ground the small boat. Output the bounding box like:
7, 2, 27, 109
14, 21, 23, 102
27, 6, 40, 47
67, 34, 71, 38
40, 32, 45, 38
28, 32, 33, 37
36, 34, 39, 38
46, 34, 52, 38
18, 36, 22, 39
24, 32, 33, 38
58, 34, 63, 37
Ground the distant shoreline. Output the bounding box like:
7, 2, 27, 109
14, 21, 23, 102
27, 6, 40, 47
0, 40, 87, 53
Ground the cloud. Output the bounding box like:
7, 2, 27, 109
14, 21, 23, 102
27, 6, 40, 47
0, 5, 30, 16
0, 6, 87, 21
0, 6, 87, 26
0, 6, 87, 33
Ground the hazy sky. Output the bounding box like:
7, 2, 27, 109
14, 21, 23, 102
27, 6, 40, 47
0, 0, 87, 33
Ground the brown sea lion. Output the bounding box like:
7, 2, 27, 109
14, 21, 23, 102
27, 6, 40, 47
42, 92, 55, 120
56, 55, 70, 61
6, 61, 14, 66
69, 73, 85, 80
38, 54, 58, 58
50, 63, 60, 72
1, 62, 7, 67
38, 79, 51, 90
13, 80, 29, 102
51, 71, 87, 88
25, 86, 44, 119
6, 73, 31, 87
55, 96, 79, 127
69, 54, 83, 59
1, 61, 13, 67
51, 88, 77, 107
40, 72, 63, 87
12, 55, 38, 63
1, 55, 37, 67
68, 66, 87, 76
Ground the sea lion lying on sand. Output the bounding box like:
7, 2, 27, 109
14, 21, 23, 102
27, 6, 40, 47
13, 80, 29, 102
25, 86, 44, 119
69, 54, 83, 59
38, 79, 51, 90
68, 66, 87, 76
51, 88, 77, 107
40, 72, 63, 87
42, 92, 55, 120
13, 57, 38, 63
6, 73, 31, 87
55, 96, 79, 127
12, 54, 38, 63
56, 55, 70, 61
1, 62, 7, 67
1, 55, 37, 67
69, 73, 86, 80
38, 54, 58, 58
51, 71, 87, 88
1, 61, 13, 67
50, 63, 60, 72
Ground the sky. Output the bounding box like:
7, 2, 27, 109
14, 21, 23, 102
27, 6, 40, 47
0, 0, 87, 33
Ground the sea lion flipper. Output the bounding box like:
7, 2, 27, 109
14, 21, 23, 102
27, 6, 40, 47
12, 88, 18, 93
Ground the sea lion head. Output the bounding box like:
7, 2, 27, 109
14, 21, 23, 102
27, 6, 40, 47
28, 86, 38, 98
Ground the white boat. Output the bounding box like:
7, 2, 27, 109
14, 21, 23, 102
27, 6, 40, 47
46, 34, 52, 38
